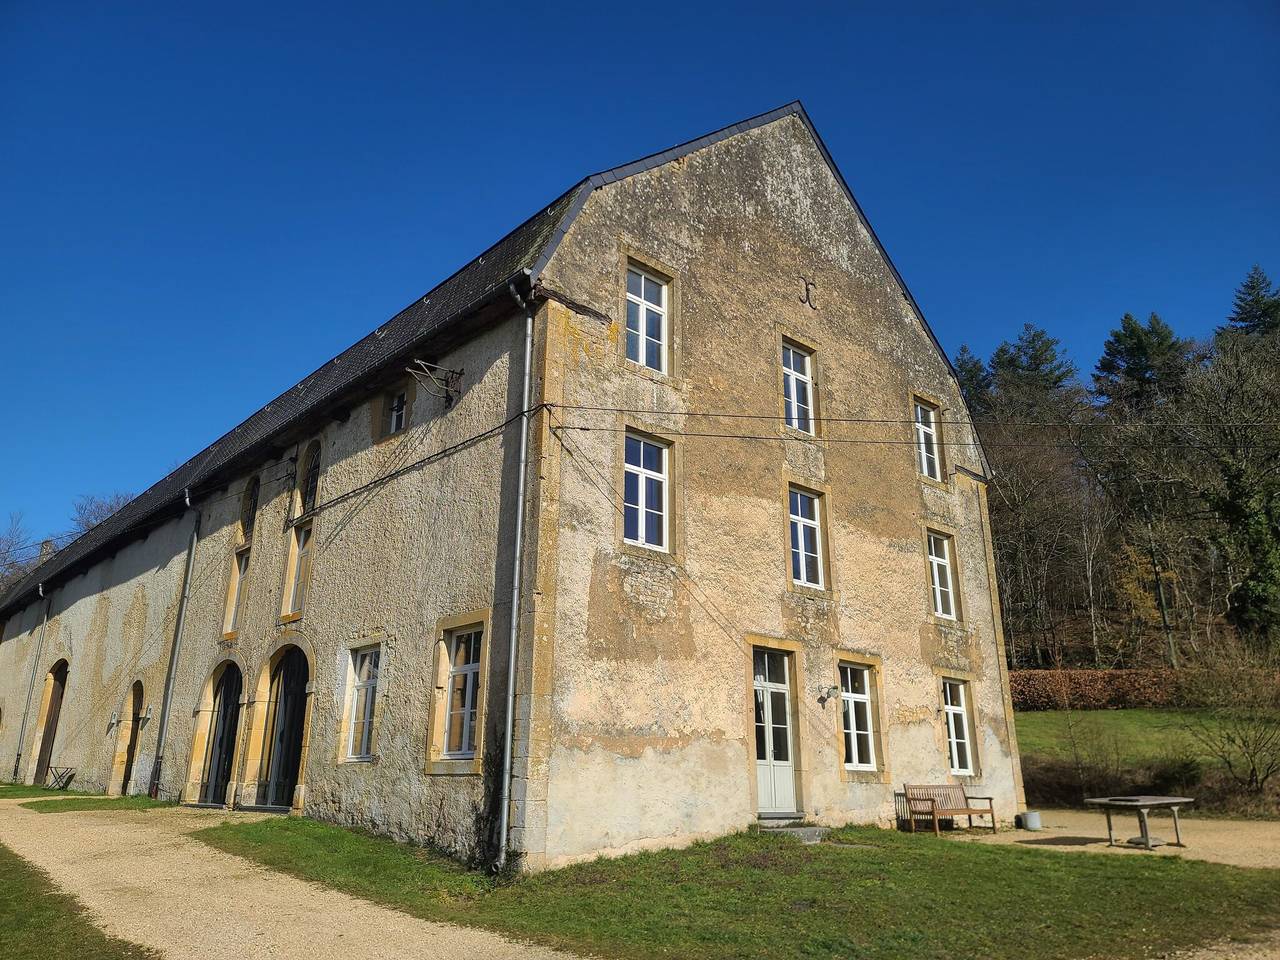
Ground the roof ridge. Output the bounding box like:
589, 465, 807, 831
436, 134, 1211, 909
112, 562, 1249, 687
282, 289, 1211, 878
529, 98, 989, 476
0, 179, 586, 616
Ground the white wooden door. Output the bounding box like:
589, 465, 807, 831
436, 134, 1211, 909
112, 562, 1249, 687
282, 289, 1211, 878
753, 648, 797, 813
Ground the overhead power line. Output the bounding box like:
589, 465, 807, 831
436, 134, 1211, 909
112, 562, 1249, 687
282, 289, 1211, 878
548, 421, 1280, 451
547, 403, 1280, 430
293, 404, 542, 525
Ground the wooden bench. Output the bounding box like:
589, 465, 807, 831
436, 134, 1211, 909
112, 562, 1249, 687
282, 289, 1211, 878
903, 783, 996, 835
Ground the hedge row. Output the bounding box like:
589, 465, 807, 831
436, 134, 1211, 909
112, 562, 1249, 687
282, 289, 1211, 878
1010, 670, 1191, 711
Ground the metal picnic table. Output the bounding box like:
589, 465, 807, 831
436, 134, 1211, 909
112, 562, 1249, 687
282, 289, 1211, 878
1083, 795, 1195, 850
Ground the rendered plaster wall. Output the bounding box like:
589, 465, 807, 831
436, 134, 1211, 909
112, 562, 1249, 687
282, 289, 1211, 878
0, 514, 192, 796
1, 316, 525, 861
524, 114, 1023, 867
159, 316, 524, 859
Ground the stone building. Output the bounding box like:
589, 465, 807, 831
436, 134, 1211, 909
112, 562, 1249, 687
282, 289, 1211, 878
0, 102, 1023, 869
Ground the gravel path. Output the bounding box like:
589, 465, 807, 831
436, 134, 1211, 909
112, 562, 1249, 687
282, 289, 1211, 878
5, 798, 1277, 960
1166, 931, 1280, 960
953, 807, 1280, 869
0, 798, 573, 960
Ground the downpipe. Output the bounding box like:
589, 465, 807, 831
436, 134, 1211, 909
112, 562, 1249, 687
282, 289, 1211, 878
149, 490, 201, 798
497, 280, 535, 870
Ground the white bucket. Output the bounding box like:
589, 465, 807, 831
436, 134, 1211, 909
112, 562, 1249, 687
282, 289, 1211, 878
1019, 811, 1043, 831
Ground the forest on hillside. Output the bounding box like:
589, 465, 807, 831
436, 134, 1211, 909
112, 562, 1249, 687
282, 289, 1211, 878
963, 265, 1280, 672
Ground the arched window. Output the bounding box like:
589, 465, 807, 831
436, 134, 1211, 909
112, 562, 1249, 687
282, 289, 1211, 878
299, 442, 322, 515
283, 441, 322, 619
240, 476, 260, 542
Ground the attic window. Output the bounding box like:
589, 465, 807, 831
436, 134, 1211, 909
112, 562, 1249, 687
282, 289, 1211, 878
385, 390, 407, 435
375, 384, 411, 442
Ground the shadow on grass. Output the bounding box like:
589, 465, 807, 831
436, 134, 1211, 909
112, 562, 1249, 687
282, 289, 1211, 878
0, 784, 90, 800
0, 841, 159, 959
195, 817, 1280, 960
19, 796, 171, 815
1014, 835, 1111, 848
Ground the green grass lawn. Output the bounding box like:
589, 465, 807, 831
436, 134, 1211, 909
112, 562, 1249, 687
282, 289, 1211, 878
1015, 708, 1214, 763
0, 841, 158, 959
0, 783, 90, 800
196, 816, 1280, 960
20, 795, 171, 814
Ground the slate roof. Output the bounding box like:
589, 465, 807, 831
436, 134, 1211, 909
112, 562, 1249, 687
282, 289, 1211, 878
1, 100, 982, 620
0, 181, 581, 619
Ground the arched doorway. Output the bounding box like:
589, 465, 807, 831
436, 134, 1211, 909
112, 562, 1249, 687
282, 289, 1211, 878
259, 646, 308, 808
111, 681, 144, 795
199, 663, 243, 805
33, 660, 69, 786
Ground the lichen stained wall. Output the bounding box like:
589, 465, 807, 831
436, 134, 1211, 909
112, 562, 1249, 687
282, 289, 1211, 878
527, 114, 1022, 866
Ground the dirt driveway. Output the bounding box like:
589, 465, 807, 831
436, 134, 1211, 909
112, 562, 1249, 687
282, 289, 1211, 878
953, 808, 1280, 870
0, 798, 572, 960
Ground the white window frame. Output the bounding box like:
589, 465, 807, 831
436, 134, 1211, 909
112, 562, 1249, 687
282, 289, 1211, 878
914, 401, 941, 481
839, 664, 876, 771
443, 627, 482, 759
625, 266, 668, 374
943, 679, 973, 774
623, 434, 669, 551
927, 531, 957, 620
782, 344, 815, 434
788, 488, 824, 589
347, 646, 380, 760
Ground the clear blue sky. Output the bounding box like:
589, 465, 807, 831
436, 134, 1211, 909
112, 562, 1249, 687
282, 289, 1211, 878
2, 1, 1277, 546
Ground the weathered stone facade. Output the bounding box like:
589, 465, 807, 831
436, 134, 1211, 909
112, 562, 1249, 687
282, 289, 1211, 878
0, 105, 1022, 869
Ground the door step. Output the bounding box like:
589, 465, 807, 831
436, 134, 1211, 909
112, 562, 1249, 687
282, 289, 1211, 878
758, 817, 830, 845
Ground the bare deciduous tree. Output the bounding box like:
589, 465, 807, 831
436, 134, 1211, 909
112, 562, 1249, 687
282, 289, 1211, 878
0, 513, 34, 590
71, 492, 134, 535
1181, 640, 1280, 794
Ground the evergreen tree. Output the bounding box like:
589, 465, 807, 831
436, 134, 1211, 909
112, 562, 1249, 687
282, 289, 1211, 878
1093, 312, 1192, 409
1224, 264, 1280, 337
1167, 333, 1280, 650
989, 323, 1077, 401
953, 344, 992, 419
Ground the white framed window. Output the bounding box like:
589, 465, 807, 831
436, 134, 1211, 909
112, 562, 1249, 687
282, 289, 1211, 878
788, 488, 824, 588
914, 400, 941, 481
623, 434, 668, 550
839, 664, 876, 770
927, 531, 957, 619
444, 627, 482, 758
625, 267, 667, 373
943, 679, 973, 774
347, 646, 380, 759
782, 344, 815, 434
384, 389, 407, 436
